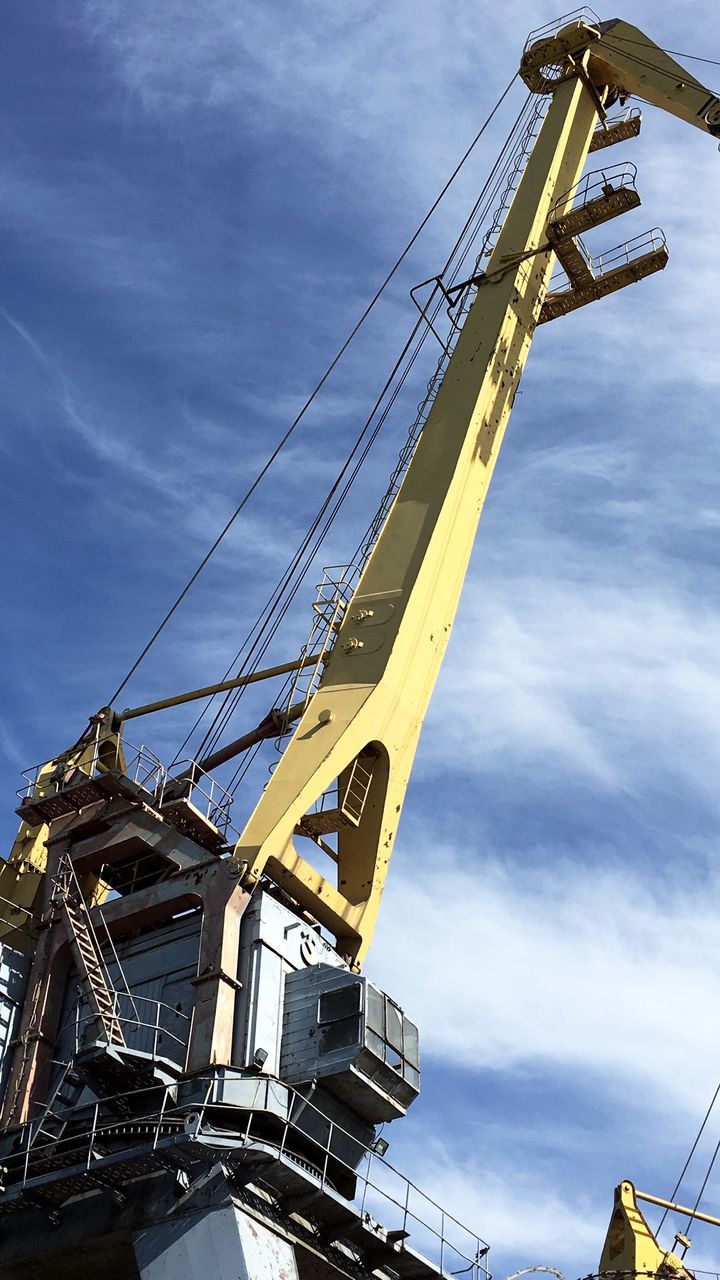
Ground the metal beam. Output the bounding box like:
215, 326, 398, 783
189, 701, 307, 777
635, 1189, 720, 1230
119, 654, 321, 721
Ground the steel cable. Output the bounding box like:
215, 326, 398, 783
168, 90, 538, 764
218, 99, 546, 794
657, 1080, 720, 1235
105, 71, 520, 709
174, 91, 541, 770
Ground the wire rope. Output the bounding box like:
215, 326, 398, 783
605, 32, 720, 72
173, 91, 541, 770
168, 90, 538, 764
598, 38, 720, 96
657, 1080, 720, 1234
683, 1130, 720, 1235
205, 99, 542, 777
180, 31, 716, 771
217, 102, 545, 796
105, 72, 519, 709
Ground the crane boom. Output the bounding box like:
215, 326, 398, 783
232, 17, 720, 966
521, 17, 720, 138
233, 66, 603, 963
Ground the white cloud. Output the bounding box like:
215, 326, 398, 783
371, 849, 720, 1117
394, 1138, 603, 1275
426, 571, 720, 801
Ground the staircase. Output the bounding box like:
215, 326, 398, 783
297, 755, 374, 839
29, 1060, 84, 1148
52, 852, 126, 1048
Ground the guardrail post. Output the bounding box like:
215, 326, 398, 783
153, 1086, 169, 1152
22, 1121, 31, 1187
322, 1120, 333, 1192
87, 1101, 99, 1171
403, 1176, 410, 1236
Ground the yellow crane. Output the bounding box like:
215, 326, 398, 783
2, 11, 720, 1277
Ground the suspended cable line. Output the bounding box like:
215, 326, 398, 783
105, 71, 520, 709
685, 1134, 720, 1233
170, 90, 543, 772
606, 31, 720, 71
191, 92, 544, 773
657, 1080, 720, 1235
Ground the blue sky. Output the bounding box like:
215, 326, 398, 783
4, 1, 720, 1276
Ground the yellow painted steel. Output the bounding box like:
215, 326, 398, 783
636, 1188, 720, 1231
0, 721, 123, 950
2, 6, 717, 988
0, 761, 58, 953
119, 653, 321, 722
3, 16, 717, 972
521, 18, 720, 139
232, 20, 720, 971
599, 1182, 693, 1279
0, 16, 717, 1274
233, 62, 605, 964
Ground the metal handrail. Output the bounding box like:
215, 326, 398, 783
63, 992, 191, 1057
159, 758, 235, 834
551, 160, 638, 219
548, 227, 667, 289
4, 1071, 490, 1278
603, 105, 642, 128
523, 7, 601, 56
18, 739, 164, 802
273, 564, 361, 751
356, 94, 547, 579
590, 226, 667, 275
18, 736, 236, 841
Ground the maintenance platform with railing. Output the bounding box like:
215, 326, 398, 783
0, 1070, 489, 1280
1, 715, 468, 1278
17, 733, 237, 851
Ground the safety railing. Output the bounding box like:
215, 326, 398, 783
96, 847, 209, 898
547, 227, 667, 290
602, 105, 643, 130
18, 738, 165, 805
18, 735, 236, 841
274, 564, 361, 749
588, 226, 667, 276
523, 6, 601, 57
357, 92, 548, 575
157, 758, 235, 836
64, 991, 190, 1063
6, 1071, 491, 1280
550, 160, 638, 221
521, 7, 602, 93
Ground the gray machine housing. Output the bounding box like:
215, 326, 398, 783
280, 962, 420, 1122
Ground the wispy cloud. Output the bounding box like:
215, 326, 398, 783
394, 1135, 603, 1276
372, 849, 720, 1115
427, 572, 720, 800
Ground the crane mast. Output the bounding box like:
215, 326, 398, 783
0, 12, 718, 1279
